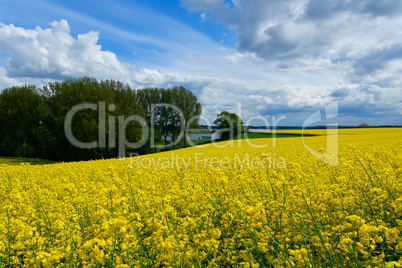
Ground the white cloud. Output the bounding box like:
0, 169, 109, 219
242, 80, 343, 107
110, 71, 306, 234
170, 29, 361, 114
182, 1, 402, 81
224, 52, 261, 64
0, 20, 129, 80
200, 13, 207, 22
0, 15, 401, 126
0, 66, 22, 89
178, 0, 402, 124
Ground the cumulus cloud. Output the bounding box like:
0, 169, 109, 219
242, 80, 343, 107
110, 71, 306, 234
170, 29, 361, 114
0, 20, 185, 89
179, 0, 402, 123
304, 0, 402, 19
0, 20, 129, 80
0, 66, 22, 89
181, 0, 402, 77
0, 17, 401, 125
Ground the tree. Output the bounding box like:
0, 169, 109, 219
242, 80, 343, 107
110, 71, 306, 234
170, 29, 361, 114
158, 89, 172, 150
214, 111, 244, 139
138, 86, 202, 150
175, 86, 202, 148
168, 87, 184, 150
0, 85, 45, 158
41, 77, 146, 161
0, 79, 203, 160
358, 123, 369, 128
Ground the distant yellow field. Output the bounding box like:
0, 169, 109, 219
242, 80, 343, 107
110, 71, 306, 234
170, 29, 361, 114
1, 128, 401, 267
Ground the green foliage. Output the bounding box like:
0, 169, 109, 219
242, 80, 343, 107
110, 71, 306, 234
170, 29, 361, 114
0, 77, 202, 161
175, 86, 202, 148
40, 77, 146, 161
214, 111, 244, 138
137, 86, 202, 151
0, 84, 44, 158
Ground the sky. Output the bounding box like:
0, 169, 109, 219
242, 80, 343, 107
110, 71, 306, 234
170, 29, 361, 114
0, 0, 401, 126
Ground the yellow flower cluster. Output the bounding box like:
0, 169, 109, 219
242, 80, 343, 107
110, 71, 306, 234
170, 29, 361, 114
0, 128, 401, 267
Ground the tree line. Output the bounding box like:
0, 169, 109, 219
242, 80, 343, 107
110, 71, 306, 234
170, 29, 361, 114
0, 77, 202, 161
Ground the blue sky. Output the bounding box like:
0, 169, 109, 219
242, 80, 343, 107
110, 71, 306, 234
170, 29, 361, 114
0, 0, 401, 126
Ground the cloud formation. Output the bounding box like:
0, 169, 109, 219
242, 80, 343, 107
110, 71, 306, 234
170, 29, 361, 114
181, 0, 402, 77
180, 0, 402, 124
0, 20, 129, 80
0, 8, 401, 126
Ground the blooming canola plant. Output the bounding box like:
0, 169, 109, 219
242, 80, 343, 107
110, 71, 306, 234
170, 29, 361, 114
0, 128, 401, 267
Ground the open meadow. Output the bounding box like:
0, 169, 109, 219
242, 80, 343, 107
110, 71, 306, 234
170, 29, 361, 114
1, 128, 401, 267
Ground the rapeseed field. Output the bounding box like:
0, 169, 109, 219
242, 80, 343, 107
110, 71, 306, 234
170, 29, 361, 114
1, 128, 401, 267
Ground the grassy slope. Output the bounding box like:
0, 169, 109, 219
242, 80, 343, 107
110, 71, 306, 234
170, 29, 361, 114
0, 156, 58, 166
154, 132, 306, 152
0, 132, 315, 165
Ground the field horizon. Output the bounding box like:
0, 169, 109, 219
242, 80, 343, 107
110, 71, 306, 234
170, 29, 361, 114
1, 128, 401, 267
